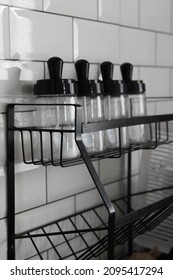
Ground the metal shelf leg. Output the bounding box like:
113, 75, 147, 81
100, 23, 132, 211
7, 105, 15, 260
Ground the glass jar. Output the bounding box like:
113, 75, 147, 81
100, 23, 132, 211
56, 79, 80, 160
121, 63, 150, 144
104, 81, 129, 149
34, 57, 79, 162
128, 91, 151, 143
75, 60, 104, 154
101, 61, 129, 150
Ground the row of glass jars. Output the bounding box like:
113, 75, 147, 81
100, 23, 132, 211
14, 57, 149, 162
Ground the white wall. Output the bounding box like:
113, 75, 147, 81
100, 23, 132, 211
0, 0, 173, 259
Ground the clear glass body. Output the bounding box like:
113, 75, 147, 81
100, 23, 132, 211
119, 94, 129, 148
12, 95, 35, 163
14, 106, 35, 162
34, 94, 79, 161
128, 93, 150, 143
57, 95, 78, 126
104, 95, 129, 150
62, 126, 80, 159
79, 96, 104, 153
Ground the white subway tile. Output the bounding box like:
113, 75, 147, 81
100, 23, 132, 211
140, 0, 171, 32
98, 0, 120, 24
140, 67, 170, 97
104, 181, 123, 200
44, 0, 97, 20
99, 158, 123, 184
157, 34, 173, 66
120, 0, 139, 27
0, 61, 44, 113
10, 8, 73, 61
0, 219, 7, 259
0, 0, 42, 10
146, 101, 156, 116
15, 197, 74, 233
76, 182, 125, 218
88, 64, 100, 79
15, 167, 46, 213
76, 188, 102, 212
74, 19, 119, 63
0, 6, 10, 59
156, 100, 173, 115
120, 27, 155, 65
47, 162, 98, 202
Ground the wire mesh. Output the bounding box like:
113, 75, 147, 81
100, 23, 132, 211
15, 189, 173, 260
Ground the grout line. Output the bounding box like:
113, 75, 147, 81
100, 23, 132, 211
0, 172, 139, 221
0, 58, 173, 69
1, 3, 173, 36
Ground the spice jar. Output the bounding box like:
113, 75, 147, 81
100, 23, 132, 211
75, 59, 104, 153
121, 63, 150, 144
101, 61, 129, 150
34, 57, 79, 162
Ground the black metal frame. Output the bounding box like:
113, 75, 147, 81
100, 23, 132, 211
6, 103, 173, 260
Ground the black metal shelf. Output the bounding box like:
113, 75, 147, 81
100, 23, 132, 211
6, 103, 173, 260
14, 187, 173, 260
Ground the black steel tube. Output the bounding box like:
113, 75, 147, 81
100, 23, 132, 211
127, 151, 133, 256
75, 106, 115, 259
7, 104, 15, 260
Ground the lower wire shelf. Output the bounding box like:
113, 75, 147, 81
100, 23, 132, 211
15, 187, 173, 260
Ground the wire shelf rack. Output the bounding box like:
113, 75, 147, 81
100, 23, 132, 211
14, 187, 173, 260
6, 103, 173, 260
7, 103, 173, 167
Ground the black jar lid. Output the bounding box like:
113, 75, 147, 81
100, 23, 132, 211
101, 79, 126, 96
100, 61, 126, 96
34, 57, 77, 95
89, 79, 104, 96
75, 59, 91, 96
120, 62, 145, 94
75, 59, 104, 97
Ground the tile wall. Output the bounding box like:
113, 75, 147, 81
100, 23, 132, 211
0, 0, 173, 259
